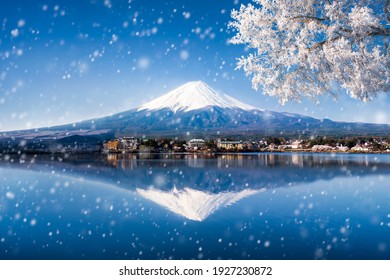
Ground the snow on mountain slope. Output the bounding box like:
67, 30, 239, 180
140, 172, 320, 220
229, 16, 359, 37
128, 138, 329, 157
137, 81, 259, 113
4, 81, 390, 139
136, 187, 263, 221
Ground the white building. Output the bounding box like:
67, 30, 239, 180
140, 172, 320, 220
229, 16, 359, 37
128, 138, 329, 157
217, 139, 243, 150
291, 140, 303, 149
336, 146, 349, 152
311, 145, 334, 152
118, 137, 139, 151
350, 145, 370, 152
187, 139, 205, 149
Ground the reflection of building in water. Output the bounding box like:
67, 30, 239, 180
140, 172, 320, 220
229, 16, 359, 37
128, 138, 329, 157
217, 139, 243, 150
186, 155, 205, 168
268, 153, 276, 165
107, 153, 119, 167
291, 154, 303, 166
120, 158, 137, 170
217, 154, 244, 168
257, 154, 270, 166
187, 139, 205, 150
106, 153, 138, 170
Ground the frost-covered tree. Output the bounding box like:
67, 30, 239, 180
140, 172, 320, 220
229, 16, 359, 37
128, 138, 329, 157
229, 0, 390, 103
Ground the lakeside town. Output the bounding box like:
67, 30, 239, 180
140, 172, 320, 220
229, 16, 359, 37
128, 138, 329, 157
103, 136, 390, 154
1, 135, 390, 154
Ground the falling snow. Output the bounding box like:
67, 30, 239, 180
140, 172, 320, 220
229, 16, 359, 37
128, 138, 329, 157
0, 0, 390, 262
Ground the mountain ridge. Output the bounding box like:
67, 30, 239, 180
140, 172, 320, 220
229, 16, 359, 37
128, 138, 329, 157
1, 81, 390, 139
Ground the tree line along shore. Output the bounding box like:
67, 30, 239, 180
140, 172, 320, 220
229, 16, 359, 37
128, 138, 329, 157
0, 135, 389, 155
102, 136, 390, 154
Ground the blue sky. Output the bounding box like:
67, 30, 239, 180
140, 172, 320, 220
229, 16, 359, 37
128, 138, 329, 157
1, 0, 389, 131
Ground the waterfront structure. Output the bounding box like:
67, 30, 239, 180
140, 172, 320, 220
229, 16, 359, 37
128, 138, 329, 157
103, 140, 119, 152
187, 139, 205, 149
118, 137, 139, 152
311, 145, 334, 152
104, 137, 139, 153
217, 139, 243, 150
291, 140, 303, 149
350, 144, 371, 152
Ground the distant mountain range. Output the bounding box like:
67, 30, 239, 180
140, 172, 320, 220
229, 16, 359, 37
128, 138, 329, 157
1, 81, 390, 140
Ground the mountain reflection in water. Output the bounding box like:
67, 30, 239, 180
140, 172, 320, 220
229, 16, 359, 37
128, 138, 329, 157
137, 187, 263, 221
1, 153, 388, 221
1, 153, 389, 260
2, 152, 386, 192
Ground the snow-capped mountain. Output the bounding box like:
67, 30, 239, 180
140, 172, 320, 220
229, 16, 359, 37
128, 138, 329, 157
2, 81, 390, 139
138, 81, 258, 113
137, 187, 262, 221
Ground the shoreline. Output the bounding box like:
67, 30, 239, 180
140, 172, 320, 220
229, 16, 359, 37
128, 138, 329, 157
1, 149, 390, 156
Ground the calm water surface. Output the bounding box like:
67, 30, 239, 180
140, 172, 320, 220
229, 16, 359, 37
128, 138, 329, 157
0, 153, 389, 259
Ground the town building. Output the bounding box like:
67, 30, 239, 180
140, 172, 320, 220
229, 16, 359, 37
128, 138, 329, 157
267, 143, 278, 151
118, 137, 139, 152
104, 137, 139, 153
187, 139, 205, 149
291, 140, 303, 149
217, 139, 243, 150
336, 146, 349, 152
350, 144, 371, 152
311, 145, 334, 152
103, 139, 119, 152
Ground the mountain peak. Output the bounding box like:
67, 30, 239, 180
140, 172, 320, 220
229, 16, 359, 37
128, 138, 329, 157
137, 81, 258, 113
185, 80, 207, 87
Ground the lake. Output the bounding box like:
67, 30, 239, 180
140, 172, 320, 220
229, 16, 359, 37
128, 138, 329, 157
0, 153, 389, 259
